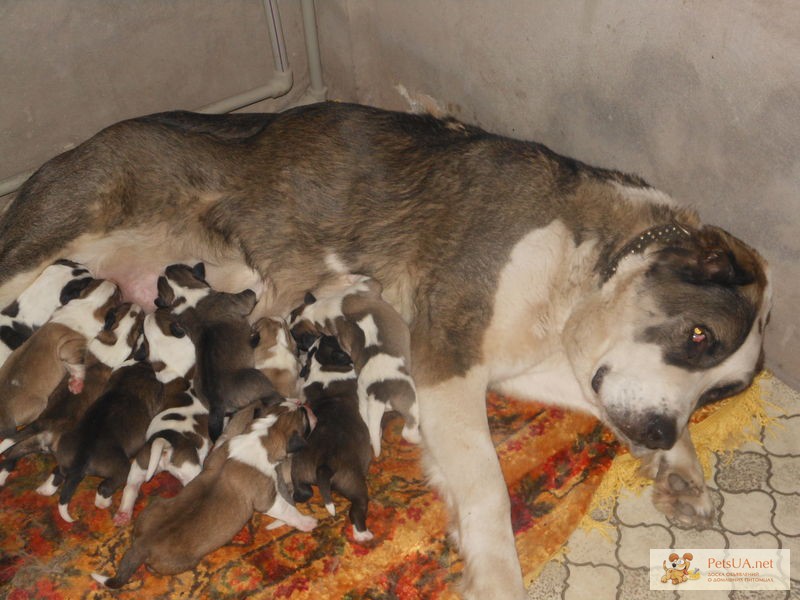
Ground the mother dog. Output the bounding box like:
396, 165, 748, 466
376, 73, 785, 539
0, 102, 770, 599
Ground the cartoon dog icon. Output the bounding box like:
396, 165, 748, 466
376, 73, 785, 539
661, 552, 701, 584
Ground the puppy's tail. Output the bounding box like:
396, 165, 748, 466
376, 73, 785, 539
92, 544, 147, 589
145, 437, 172, 482
316, 465, 336, 516
58, 463, 88, 523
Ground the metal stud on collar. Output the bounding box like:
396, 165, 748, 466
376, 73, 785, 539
601, 222, 691, 281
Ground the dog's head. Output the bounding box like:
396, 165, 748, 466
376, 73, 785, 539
299, 335, 356, 402
248, 401, 312, 464
142, 307, 196, 380
91, 302, 146, 367
155, 263, 211, 314
48, 278, 123, 338
566, 225, 771, 452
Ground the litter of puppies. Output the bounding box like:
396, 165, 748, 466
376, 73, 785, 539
0, 261, 418, 589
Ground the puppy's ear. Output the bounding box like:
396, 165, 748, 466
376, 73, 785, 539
156, 276, 175, 307
192, 262, 206, 282
286, 431, 307, 454
103, 305, 119, 330
59, 277, 94, 305
235, 289, 258, 315
331, 348, 352, 366
169, 321, 186, 338
133, 335, 149, 361
304, 291, 317, 305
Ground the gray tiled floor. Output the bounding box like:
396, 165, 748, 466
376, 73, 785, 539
528, 377, 800, 600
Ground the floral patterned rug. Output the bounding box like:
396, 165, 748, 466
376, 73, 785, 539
0, 393, 617, 599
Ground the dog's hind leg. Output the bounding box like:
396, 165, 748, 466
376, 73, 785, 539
418, 369, 527, 600
333, 473, 372, 542
36, 466, 63, 496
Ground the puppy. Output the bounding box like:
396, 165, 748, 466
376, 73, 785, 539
156, 263, 282, 441
0, 279, 121, 435
290, 274, 419, 456
0, 258, 93, 367
116, 376, 210, 524
92, 401, 315, 588
252, 316, 301, 398
0, 303, 144, 487
292, 335, 374, 541
55, 307, 194, 522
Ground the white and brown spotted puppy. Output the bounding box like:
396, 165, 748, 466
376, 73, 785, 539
0, 279, 121, 436
292, 335, 374, 542
156, 263, 282, 442
290, 275, 419, 456
115, 377, 210, 525
55, 307, 194, 522
0, 303, 144, 487
92, 401, 315, 589
252, 316, 301, 398
0, 258, 94, 367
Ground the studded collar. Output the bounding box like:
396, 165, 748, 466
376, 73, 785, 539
600, 222, 692, 282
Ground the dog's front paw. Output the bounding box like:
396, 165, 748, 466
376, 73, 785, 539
68, 376, 84, 394
652, 470, 714, 527
293, 514, 317, 532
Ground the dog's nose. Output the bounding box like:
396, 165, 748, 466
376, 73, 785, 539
643, 414, 677, 449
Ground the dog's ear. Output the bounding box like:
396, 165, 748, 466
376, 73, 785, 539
192, 262, 206, 281
286, 431, 307, 454
673, 227, 757, 286
133, 335, 149, 361
683, 553, 693, 561
234, 289, 258, 316
156, 276, 175, 307
59, 277, 94, 305
103, 305, 120, 330
169, 321, 186, 338
304, 291, 317, 305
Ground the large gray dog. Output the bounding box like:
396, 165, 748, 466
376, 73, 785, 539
0, 103, 770, 598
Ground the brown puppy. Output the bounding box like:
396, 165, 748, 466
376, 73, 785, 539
92, 401, 315, 588
0, 303, 144, 488
156, 263, 282, 441
54, 307, 194, 522
290, 274, 419, 456
0, 279, 121, 435
252, 316, 301, 398
292, 335, 374, 542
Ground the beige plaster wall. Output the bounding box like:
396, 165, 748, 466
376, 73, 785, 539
0, 0, 310, 182
315, 0, 800, 388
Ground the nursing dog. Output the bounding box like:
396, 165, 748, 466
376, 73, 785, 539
0, 302, 143, 487
0, 103, 770, 599
92, 401, 315, 589
290, 274, 419, 456
292, 334, 374, 541
0, 258, 93, 366
252, 316, 301, 398
156, 263, 283, 441
0, 279, 121, 435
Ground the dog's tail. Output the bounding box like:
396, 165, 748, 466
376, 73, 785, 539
57, 462, 89, 522
91, 544, 147, 589
145, 436, 172, 482
316, 465, 336, 516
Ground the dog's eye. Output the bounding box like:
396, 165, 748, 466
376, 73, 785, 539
691, 326, 707, 344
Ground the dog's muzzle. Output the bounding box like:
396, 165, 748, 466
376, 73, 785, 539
611, 411, 678, 450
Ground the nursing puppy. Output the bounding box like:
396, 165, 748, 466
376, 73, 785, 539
0, 303, 144, 487
92, 401, 315, 589
252, 316, 301, 398
292, 335, 374, 541
116, 377, 210, 525
0, 279, 121, 435
55, 307, 194, 522
156, 263, 282, 441
0, 103, 772, 598
290, 274, 419, 456
0, 258, 93, 367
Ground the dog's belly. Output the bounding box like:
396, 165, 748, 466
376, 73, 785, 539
64, 228, 262, 310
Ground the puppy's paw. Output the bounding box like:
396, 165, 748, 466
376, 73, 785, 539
401, 424, 421, 445
36, 475, 59, 496
68, 376, 84, 394
652, 470, 714, 528
353, 527, 374, 543
293, 514, 317, 532
113, 511, 132, 526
